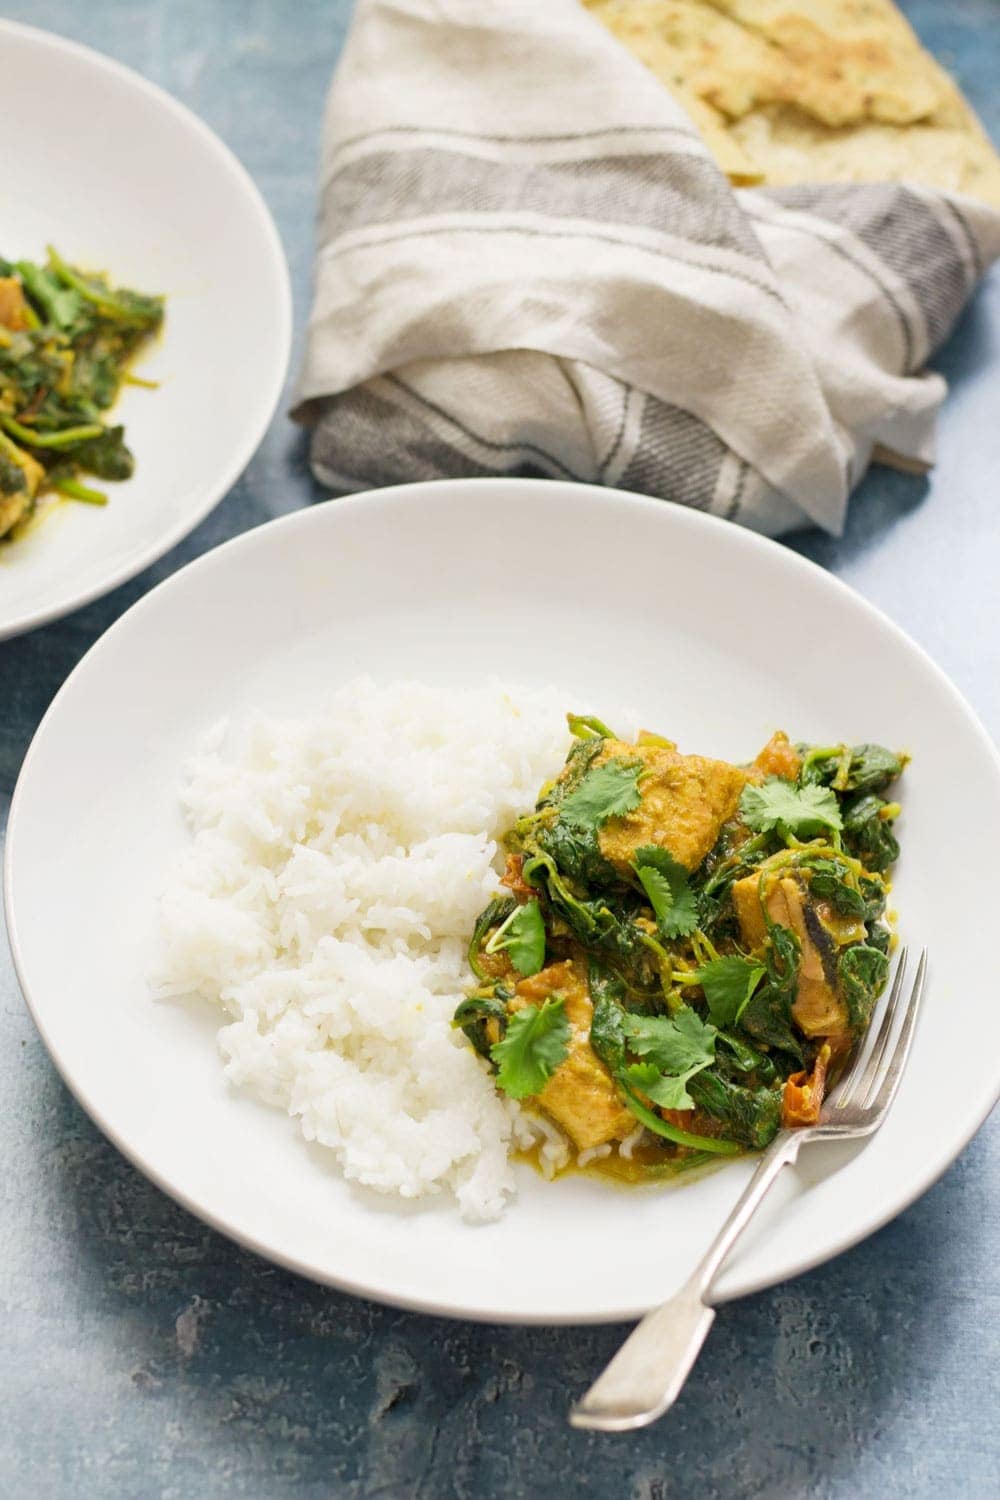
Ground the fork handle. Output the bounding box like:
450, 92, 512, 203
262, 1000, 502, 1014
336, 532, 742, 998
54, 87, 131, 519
570, 1130, 802, 1432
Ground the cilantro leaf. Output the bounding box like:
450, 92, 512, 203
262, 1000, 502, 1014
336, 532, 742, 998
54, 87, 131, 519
589, 974, 739, 1154
490, 997, 570, 1099
691, 956, 766, 1028
633, 846, 699, 938
559, 760, 643, 830
622, 1010, 717, 1112
484, 900, 546, 977
623, 1006, 716, 1074
740, 778, 843, 840
625, 1060, 702, 1112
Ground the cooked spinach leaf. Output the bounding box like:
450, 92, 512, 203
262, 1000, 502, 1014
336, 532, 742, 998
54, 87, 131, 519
587, 967, 629, 1077
692, 956, 766, 1028
842, 793, 900, 873
467, 895, 517, 980
521, 851, 606, 940
806, 858, 866, 918
716, 1030, 779, 1083
801, 743, 905, 795
738, 924, 803, 1063
866, 923, 890, 956
842, 745, 906, 793
688, 1072, 782, 1149
69, 424, 134, 481
533, 817, 621, 889
453, 992, 509, 1059
838, 943, 889, 1030
858, 873, 888, 925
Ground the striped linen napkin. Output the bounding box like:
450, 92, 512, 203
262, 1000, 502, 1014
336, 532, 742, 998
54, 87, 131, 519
292, 0, 1000, 536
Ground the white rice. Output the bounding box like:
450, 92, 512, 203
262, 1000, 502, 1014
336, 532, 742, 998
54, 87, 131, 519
152, 677, 571, 1220
576, 1142, 613, 1169
617, 1124, 646, 1160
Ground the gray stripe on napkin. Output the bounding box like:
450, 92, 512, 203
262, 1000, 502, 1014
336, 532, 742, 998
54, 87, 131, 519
597, 386, 633, 479
323, 149, 766, 258
326, 122, 701, 168
745, 193, 917, 371
386, 374, 584, 480
324, 220, 786, 306
938, 196, 983, 278
768, 183, 969, 358
722, 457, 753, 522
617, 398, 729, 511
310, 383, 584, 492
309, 387, 494, 491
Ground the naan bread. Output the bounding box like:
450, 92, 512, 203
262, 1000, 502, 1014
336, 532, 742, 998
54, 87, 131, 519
584, 0, 1000, 204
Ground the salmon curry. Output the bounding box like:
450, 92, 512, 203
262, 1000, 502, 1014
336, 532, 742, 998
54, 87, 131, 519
455, 716, 906, 1177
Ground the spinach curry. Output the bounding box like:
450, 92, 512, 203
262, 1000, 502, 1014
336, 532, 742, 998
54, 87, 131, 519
0, 248, 163, 539
455, 718, 905, 1176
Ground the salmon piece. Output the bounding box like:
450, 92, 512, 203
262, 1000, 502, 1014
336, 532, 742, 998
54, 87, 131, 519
732, 873, 850, 1038
0, 276, 29, 331
509, 960, 634, 1151
751, 731, 800, 782
591, 738, 747, 875
731, 872, 769, 950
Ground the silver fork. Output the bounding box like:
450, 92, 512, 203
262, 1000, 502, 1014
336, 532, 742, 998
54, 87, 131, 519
570, 947, 927, 1433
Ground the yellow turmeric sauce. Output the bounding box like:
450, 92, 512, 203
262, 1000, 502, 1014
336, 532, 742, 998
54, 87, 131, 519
514, 1133, 732, 1188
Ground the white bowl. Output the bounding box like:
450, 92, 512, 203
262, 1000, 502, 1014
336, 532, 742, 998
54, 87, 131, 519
7, 479, 1000, 1322
0, 20, 291, 639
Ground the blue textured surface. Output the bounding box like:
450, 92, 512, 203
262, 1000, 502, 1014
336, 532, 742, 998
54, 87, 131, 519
1, 3, 999, 1496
